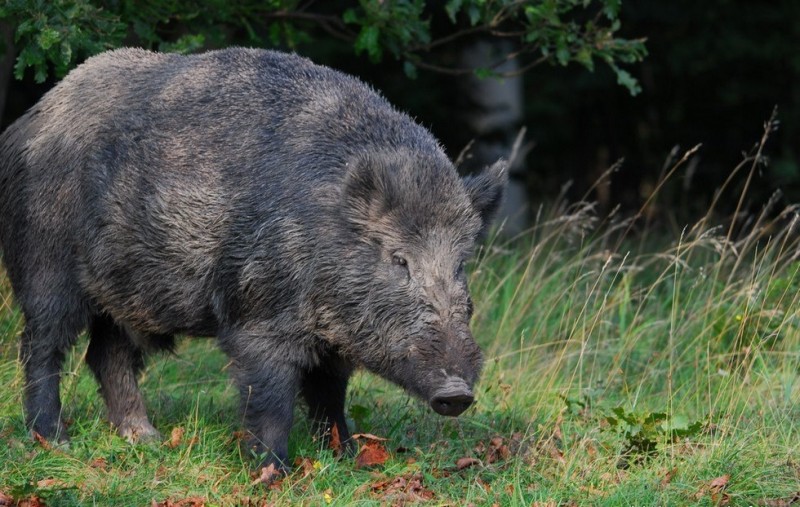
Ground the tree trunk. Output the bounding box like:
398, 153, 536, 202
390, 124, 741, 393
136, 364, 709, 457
458, 39, 530, 236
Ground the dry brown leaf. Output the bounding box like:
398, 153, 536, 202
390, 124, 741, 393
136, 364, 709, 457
545, 441, 566, 465
17, 496, 46, 507
151, 498, 207, 507
581, 485, 608, 498
250, 463, 284, 488
293, 457, 316, 478
355, 440, 390, 469
370, 472, 434, 503
0, 492, 14, 507
166, 427, 185, 449
352, 433, 388, 441
31, 431, 53, 451
89, 457, 109, 470
758, 492, 800, 507
329, 423, 342, 455
694, 474, 731, 505
486, 436, 511, 464
660, 467, 677, 488
36, 478, 67, 489
456, 457, 481, 470
709, 474, 731, 490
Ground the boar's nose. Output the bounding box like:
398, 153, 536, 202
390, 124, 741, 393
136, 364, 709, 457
430, 381, 474, 417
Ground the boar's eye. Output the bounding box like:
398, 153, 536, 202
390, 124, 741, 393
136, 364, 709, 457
456, 260, 466, 278
392, 254, 408, 268
391, 254, 410, 279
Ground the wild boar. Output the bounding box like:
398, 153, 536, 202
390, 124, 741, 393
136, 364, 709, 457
0, 47, 507, 471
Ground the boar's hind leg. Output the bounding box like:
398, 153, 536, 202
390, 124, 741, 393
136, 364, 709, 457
301, 354, 354, 454
20, 318, 80, 443
86, 314, 167, 443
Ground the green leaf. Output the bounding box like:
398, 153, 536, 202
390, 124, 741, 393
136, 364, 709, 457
403, 60, 417, 79
445, 0, 463, 23
556, 44, 570, 66
603, 0, 621, 19
575, 47, 594, 71
467, 5, 481, 26
611, 65, 642, 96
342, 8, 358, 24
474, 67, 496, 79
37, 26, 60, 51
159, 33, 205, 54
355, 25, 382, 62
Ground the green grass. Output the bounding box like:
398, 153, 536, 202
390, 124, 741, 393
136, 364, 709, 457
2, 154, 800, 505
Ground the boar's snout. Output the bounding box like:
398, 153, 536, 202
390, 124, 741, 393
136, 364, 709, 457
430, 377, 474, 417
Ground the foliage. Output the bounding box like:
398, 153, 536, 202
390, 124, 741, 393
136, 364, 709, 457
604, 406, 704, 464
1, 0, 646, 93
0, 0, 125, 82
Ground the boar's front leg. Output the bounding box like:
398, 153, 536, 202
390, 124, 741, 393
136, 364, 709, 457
301, 351, 354, 454
220, 330, 301, 474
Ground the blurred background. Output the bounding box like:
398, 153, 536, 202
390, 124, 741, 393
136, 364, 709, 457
1, 0, 797, 234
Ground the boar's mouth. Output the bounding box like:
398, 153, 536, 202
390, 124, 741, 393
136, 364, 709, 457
429, 376, 474, 417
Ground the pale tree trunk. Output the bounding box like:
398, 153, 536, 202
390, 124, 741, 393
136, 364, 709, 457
458, 39, 530, 236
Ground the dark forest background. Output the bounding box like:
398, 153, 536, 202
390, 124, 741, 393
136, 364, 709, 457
2, 1, 797, 232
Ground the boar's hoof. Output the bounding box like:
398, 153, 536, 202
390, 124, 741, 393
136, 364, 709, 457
117, 418, 161, 444
430, 391, 474, 417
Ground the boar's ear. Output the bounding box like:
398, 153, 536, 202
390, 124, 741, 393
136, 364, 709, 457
463, 159, 508, 237
341, 156, 396, 229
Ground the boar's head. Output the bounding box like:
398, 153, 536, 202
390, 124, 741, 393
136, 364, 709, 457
329, 149, 507, 417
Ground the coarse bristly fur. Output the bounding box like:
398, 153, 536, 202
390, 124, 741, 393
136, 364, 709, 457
0, 47, 507, 472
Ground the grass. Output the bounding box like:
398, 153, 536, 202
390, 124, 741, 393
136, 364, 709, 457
2, 132, 799, 506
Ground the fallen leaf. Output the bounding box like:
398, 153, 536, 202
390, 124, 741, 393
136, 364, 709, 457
758, 492, 800, 507
709, 475, 730, 491
370, 472, 434, 503
151, 498, 206, 507
31, 431, 53, 451
230, 430, 248, 444
456, 457, 481, 470
293, 457, 316, 478
486, 436, 511, 464
0, 492, 14, 506
352, 433, 388, 441
250, 463, 284, 488
580, 485, 608, 497
660, 467, 677, 488
695, 474, 731, 505
329, 423, 342, 455
36, 478, 67, 489
89, 457, 109, 470
355, 440, 389, 469
323, 489, 333, 504
544, 441, 565, 465
16, 496, 46, 507
166, 427, 185, 449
